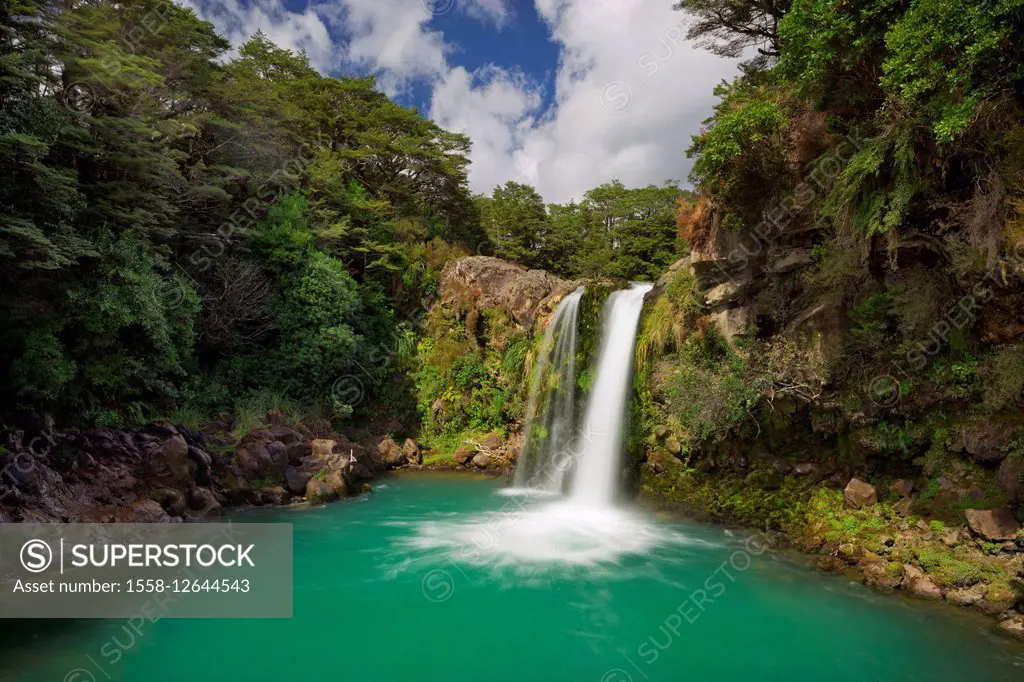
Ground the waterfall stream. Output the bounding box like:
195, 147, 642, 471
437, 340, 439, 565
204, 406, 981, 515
514, 287, 583, 492
570, 283, 653, 506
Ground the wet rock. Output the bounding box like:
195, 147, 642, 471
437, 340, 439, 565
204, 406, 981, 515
146, 435, 190, 490
844, 477, 877, 509
360, 483, 373, 494
472, 453, 491, 469
305, 478, 335, 503
285, 466, 311, 496
813, 555, 847, 573
889, 479, 914, 499
965, 508, 1021, 541
998, 615, 1024, 641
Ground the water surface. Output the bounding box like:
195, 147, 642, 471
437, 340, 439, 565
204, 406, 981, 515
4, 473, 1023, 682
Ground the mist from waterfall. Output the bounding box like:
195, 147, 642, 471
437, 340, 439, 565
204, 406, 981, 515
513, 287, 583, 492
570, 283, 653, 506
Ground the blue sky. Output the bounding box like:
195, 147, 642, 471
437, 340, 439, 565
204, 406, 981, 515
182, 0, 740, 202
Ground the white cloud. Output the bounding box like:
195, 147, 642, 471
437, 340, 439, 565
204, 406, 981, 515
435, 0, 741, 202
183, 0, 336, 71
182, 0, 739, 203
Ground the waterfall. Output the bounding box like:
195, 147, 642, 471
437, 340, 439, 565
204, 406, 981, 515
570, 283, 653, 506
514, 287, 583, 491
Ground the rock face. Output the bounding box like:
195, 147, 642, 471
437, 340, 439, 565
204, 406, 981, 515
305, 478, 335, 503
998, 457, 1023, 502
439, 256, 575, 330
961, 422, 1015, 463
964, 508, 1021, 541
843, 477, 877, 509
0, 410, 384, 522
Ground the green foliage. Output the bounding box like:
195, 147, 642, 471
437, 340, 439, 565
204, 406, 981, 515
662, 332, 758, 444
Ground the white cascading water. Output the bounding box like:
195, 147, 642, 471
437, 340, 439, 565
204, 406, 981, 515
514, 287, 583, 492
406, 281, 687, 571
570, 283, 653, 506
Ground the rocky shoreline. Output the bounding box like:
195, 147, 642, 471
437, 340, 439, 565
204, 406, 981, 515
639, 451, 1024, 642
0, 410, 407, 524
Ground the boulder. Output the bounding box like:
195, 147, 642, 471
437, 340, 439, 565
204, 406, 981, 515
844, 477, 877, 509
286, 440, 312, 464
377, 437, 406, 469
121, 500, 170, 523
901, 566, 941, 600
402, 438, 422, 465
265, 441, 289, 476
151, 488, 186, 517
311, 439, 336, 457
813, 556, 847, 574
270, 425, 300, 445
889, 479, 914, 499
438, 256, 574, 330
260, 486, 289, 506
472, 453, 491, 469
837, 543, 863, 564
452, 444, 475, 465
964, 508, 1021, 541
998, 457, 1023, 502
480, 432, 503, 451
793, 463, 815, 477
665, 438, 682, 455
146, 435, 190, 489
219, 470, 256, 505
998, 615, 1024, 641
284, 466, 311, 496
961, 422, 1015, 463
323, 470, 347, 496
305, 478, 336, 503
705, 281, 744, 307
861, 561, 902, 592
946, 587, 984, 607
360, 482, 373, 494
186, 486, 221, 516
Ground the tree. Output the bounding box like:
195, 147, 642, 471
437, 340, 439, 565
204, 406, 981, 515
481, 181, 550, 268
674, 0, 791, 67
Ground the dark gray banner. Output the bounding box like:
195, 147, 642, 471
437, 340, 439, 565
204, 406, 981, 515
0, 523, 292, 618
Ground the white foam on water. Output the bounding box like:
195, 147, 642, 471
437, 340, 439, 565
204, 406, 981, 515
403, 499, 705, 570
